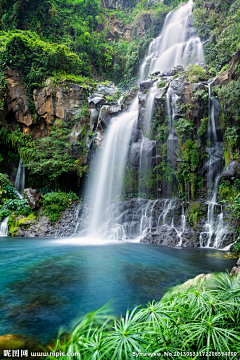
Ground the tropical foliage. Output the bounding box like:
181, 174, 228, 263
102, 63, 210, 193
46, 273, 240, 360
42, 191, 79, 222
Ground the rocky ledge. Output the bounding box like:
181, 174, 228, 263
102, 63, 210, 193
10, 202, 81, 238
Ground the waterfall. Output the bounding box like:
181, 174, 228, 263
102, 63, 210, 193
15, 159, 25, 198
0, 216, 10, 237
199, 85, 226, 248
176, 205, 186, 246
87, 98, 138, 236
79, 0, 205, 241
140, 0, 204, 82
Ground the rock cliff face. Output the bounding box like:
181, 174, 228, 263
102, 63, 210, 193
211, 50, 240, 88
5, 68, 32, 128
1, 69, 89, 139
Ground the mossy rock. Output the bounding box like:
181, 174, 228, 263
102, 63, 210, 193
0, 334, 41, 355
8, 213, 37, 236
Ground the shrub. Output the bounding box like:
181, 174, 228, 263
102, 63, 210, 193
3, 185, 18, 200
186, 64, 206, 82
0, 208, 11, 222
157, 81, 166, 88
197, 117, 208, 137
2, 198, 31, 216
0, 173, 12, 188
43, 191, 79, 222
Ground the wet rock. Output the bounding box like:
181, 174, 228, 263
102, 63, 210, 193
88, 93, 107, 112
210, 98, 223, 141
230, 258, 240, 276
203, 2, 216, 10
13, 202, 81, 238
201, 143, 224, 179
24, 189, 43, 210
140, 80, 152, 92
96, 83, 118, 96
211, 50, 240, 87
89, 108, 99, 129
131, 128, 142, 143
128, 138, 156, 169
154, 87, 167, 107
222, 160, 240, 179
141, 226, 179, 246
98, 105, 122, 128
129, 142, 141, 168
138, 93, 147, 107
162, 65, 183, 77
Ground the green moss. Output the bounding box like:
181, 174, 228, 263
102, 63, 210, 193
186, 65, 206, 83
220, 63, 229, 74
197, 117, 208, 137
8, 212, 36, 236
189, 211, 198, 227
157, 81, 166, 88
188, 202, 207, 227
224, 148, 231, 166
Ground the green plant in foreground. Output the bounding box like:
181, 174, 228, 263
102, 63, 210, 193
46, 273, 240, 360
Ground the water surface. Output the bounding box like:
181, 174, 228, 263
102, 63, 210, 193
0, 237, 236, 343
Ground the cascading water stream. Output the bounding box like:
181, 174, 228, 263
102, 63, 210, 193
140, 0, 204, 83
87, 98, 138, 236
15, 159, 25, 198
0, 216, 10, 237
199, 85, 226, 248
79, 1, 205, 242
175, 205, 186, 246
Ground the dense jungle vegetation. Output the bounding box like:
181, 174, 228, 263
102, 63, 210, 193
0, 1, 240, 357
1, 0, 240, 242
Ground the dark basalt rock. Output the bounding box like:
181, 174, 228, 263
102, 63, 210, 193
203, 1, 216, 10
89, 108, 99, 129
230, 258, 240, 276
201, 143, 224, 179
96, 83, 118, 96
128, 138, 156, 168
210, 98, 223, 141
98, 105, 121, 128
88, 93, 107, 112
15, 202, 81, 238
129, 142, 141, 168
162, 65, 183, 77
131, 128, 142, 143
222, 160, 240, 180
140, 80, 152, 92
138, 92, 147, 107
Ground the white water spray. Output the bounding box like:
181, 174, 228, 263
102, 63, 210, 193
200, 85, 226, 248
140, 0, 204, 82
88, 98, 138, 236
80, 1, 205, 242
0, 216, 10, 237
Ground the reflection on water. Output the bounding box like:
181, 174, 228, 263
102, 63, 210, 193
0, 237, 236, 343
